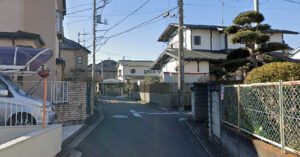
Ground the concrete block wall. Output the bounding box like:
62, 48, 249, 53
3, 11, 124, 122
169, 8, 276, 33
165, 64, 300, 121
54, 82, 88, 123
208, 84, 221, 139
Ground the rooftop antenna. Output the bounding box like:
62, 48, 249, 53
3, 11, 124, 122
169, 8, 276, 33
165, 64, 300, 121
220, 0, 224, 25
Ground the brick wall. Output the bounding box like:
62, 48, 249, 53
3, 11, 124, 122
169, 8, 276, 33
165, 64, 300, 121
54, 82, 89, 123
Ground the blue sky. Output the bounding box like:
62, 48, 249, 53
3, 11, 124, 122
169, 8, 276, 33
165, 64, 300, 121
64, 0, 300, 64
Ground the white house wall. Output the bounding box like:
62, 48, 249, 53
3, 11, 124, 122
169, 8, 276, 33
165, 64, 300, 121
169, 29, 191, 49
212, 31, 222, 51
117, 64, 124, 80
162, 59, 177, 72
169, 33, 179, 48
220, 33, 226, 50
269, 33, 283, 43
185, 29, 192, 50
162, 60, 209, 73
123, 67, 158, 76
191, 29, 211, 50
227, 34, 245, 49
118, 65, 159, 81
168, 28, 289, 52
163, 73, 208, 83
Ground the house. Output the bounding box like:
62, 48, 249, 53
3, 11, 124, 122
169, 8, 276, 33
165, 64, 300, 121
0, 0, 66, 81
61, 37, 90, 81
88, 59, 118, 93
117, 60, 159, 82
290, 47, 300, 60
88, 59, 118, 81
151, 24, 298, 83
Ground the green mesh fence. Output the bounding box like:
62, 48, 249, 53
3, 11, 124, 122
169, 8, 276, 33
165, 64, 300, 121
283, 85, 300, 151
223, 82, 300, 153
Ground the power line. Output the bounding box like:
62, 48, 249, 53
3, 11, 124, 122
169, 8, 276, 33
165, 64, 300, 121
66, 0, 109, 15
67, 18, 92, 25
67, 3, 92, 10
282, 0, 300, 4
66, 8, 92, 15
66, 0, 109, 10
108, 10, 168, 17
95, 7, 177, 52
105, 0, 152, 33
104, 6, 177, 39
104, 17, 166, 39
93, 0, 153, 58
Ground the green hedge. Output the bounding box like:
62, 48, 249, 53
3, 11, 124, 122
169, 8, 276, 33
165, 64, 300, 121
244, 62, 300, 83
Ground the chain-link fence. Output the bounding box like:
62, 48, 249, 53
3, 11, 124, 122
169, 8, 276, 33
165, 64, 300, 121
222, 81, 300, 154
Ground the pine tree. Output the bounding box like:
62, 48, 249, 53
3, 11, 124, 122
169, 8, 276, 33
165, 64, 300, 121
225, 11, 290, 68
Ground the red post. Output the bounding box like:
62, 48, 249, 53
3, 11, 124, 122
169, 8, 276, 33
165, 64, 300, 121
43, 78, 47, 129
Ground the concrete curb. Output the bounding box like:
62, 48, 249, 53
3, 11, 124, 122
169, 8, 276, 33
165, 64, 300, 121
61, 110, 99, 147
57, 102, 105, 157
184, 121, 214, 157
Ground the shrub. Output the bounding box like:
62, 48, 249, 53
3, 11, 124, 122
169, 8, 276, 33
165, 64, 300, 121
223, 58, 250, 72
226, 48, 250, 60
144, 74, 160, 85
244, 62, 300, 83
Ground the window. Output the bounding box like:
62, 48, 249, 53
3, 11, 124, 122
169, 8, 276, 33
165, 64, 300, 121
130, 69, 136, 74
144, 70, 156, 74
56, 12, 62, 33
77, 56, 83, 64
194, 36, 201, 45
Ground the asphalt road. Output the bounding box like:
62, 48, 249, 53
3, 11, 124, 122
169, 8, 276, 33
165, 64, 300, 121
76, 97, 209, 157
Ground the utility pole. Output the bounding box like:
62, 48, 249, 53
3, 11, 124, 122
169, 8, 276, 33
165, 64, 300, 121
178, 0, 184, 111
78, 32, 89, 46
91, 0, 97, 116
91, 0, 107, 116
254, 0, 259, 13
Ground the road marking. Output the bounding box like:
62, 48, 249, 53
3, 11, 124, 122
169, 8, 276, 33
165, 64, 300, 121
147, 112, 180, 115
112, 115, 128, 119
129, 110, 192, 117
129, 110, 143, 118
132, 112, 142, 118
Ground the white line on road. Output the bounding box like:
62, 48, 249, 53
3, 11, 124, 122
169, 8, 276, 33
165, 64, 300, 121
132, 112, 142, 118
112, 115, 128, 119
129, 110, 143, 118
147, 112, 180, 115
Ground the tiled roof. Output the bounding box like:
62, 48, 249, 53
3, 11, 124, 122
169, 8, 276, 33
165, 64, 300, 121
88, 60, 117, 72
118, 60, 154, 67
152, 48, 227, 69
60, 37, 90, 53
0, 31, 45, 46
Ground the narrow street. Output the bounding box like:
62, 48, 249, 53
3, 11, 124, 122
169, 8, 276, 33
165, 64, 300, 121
76, 97, 209, 157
